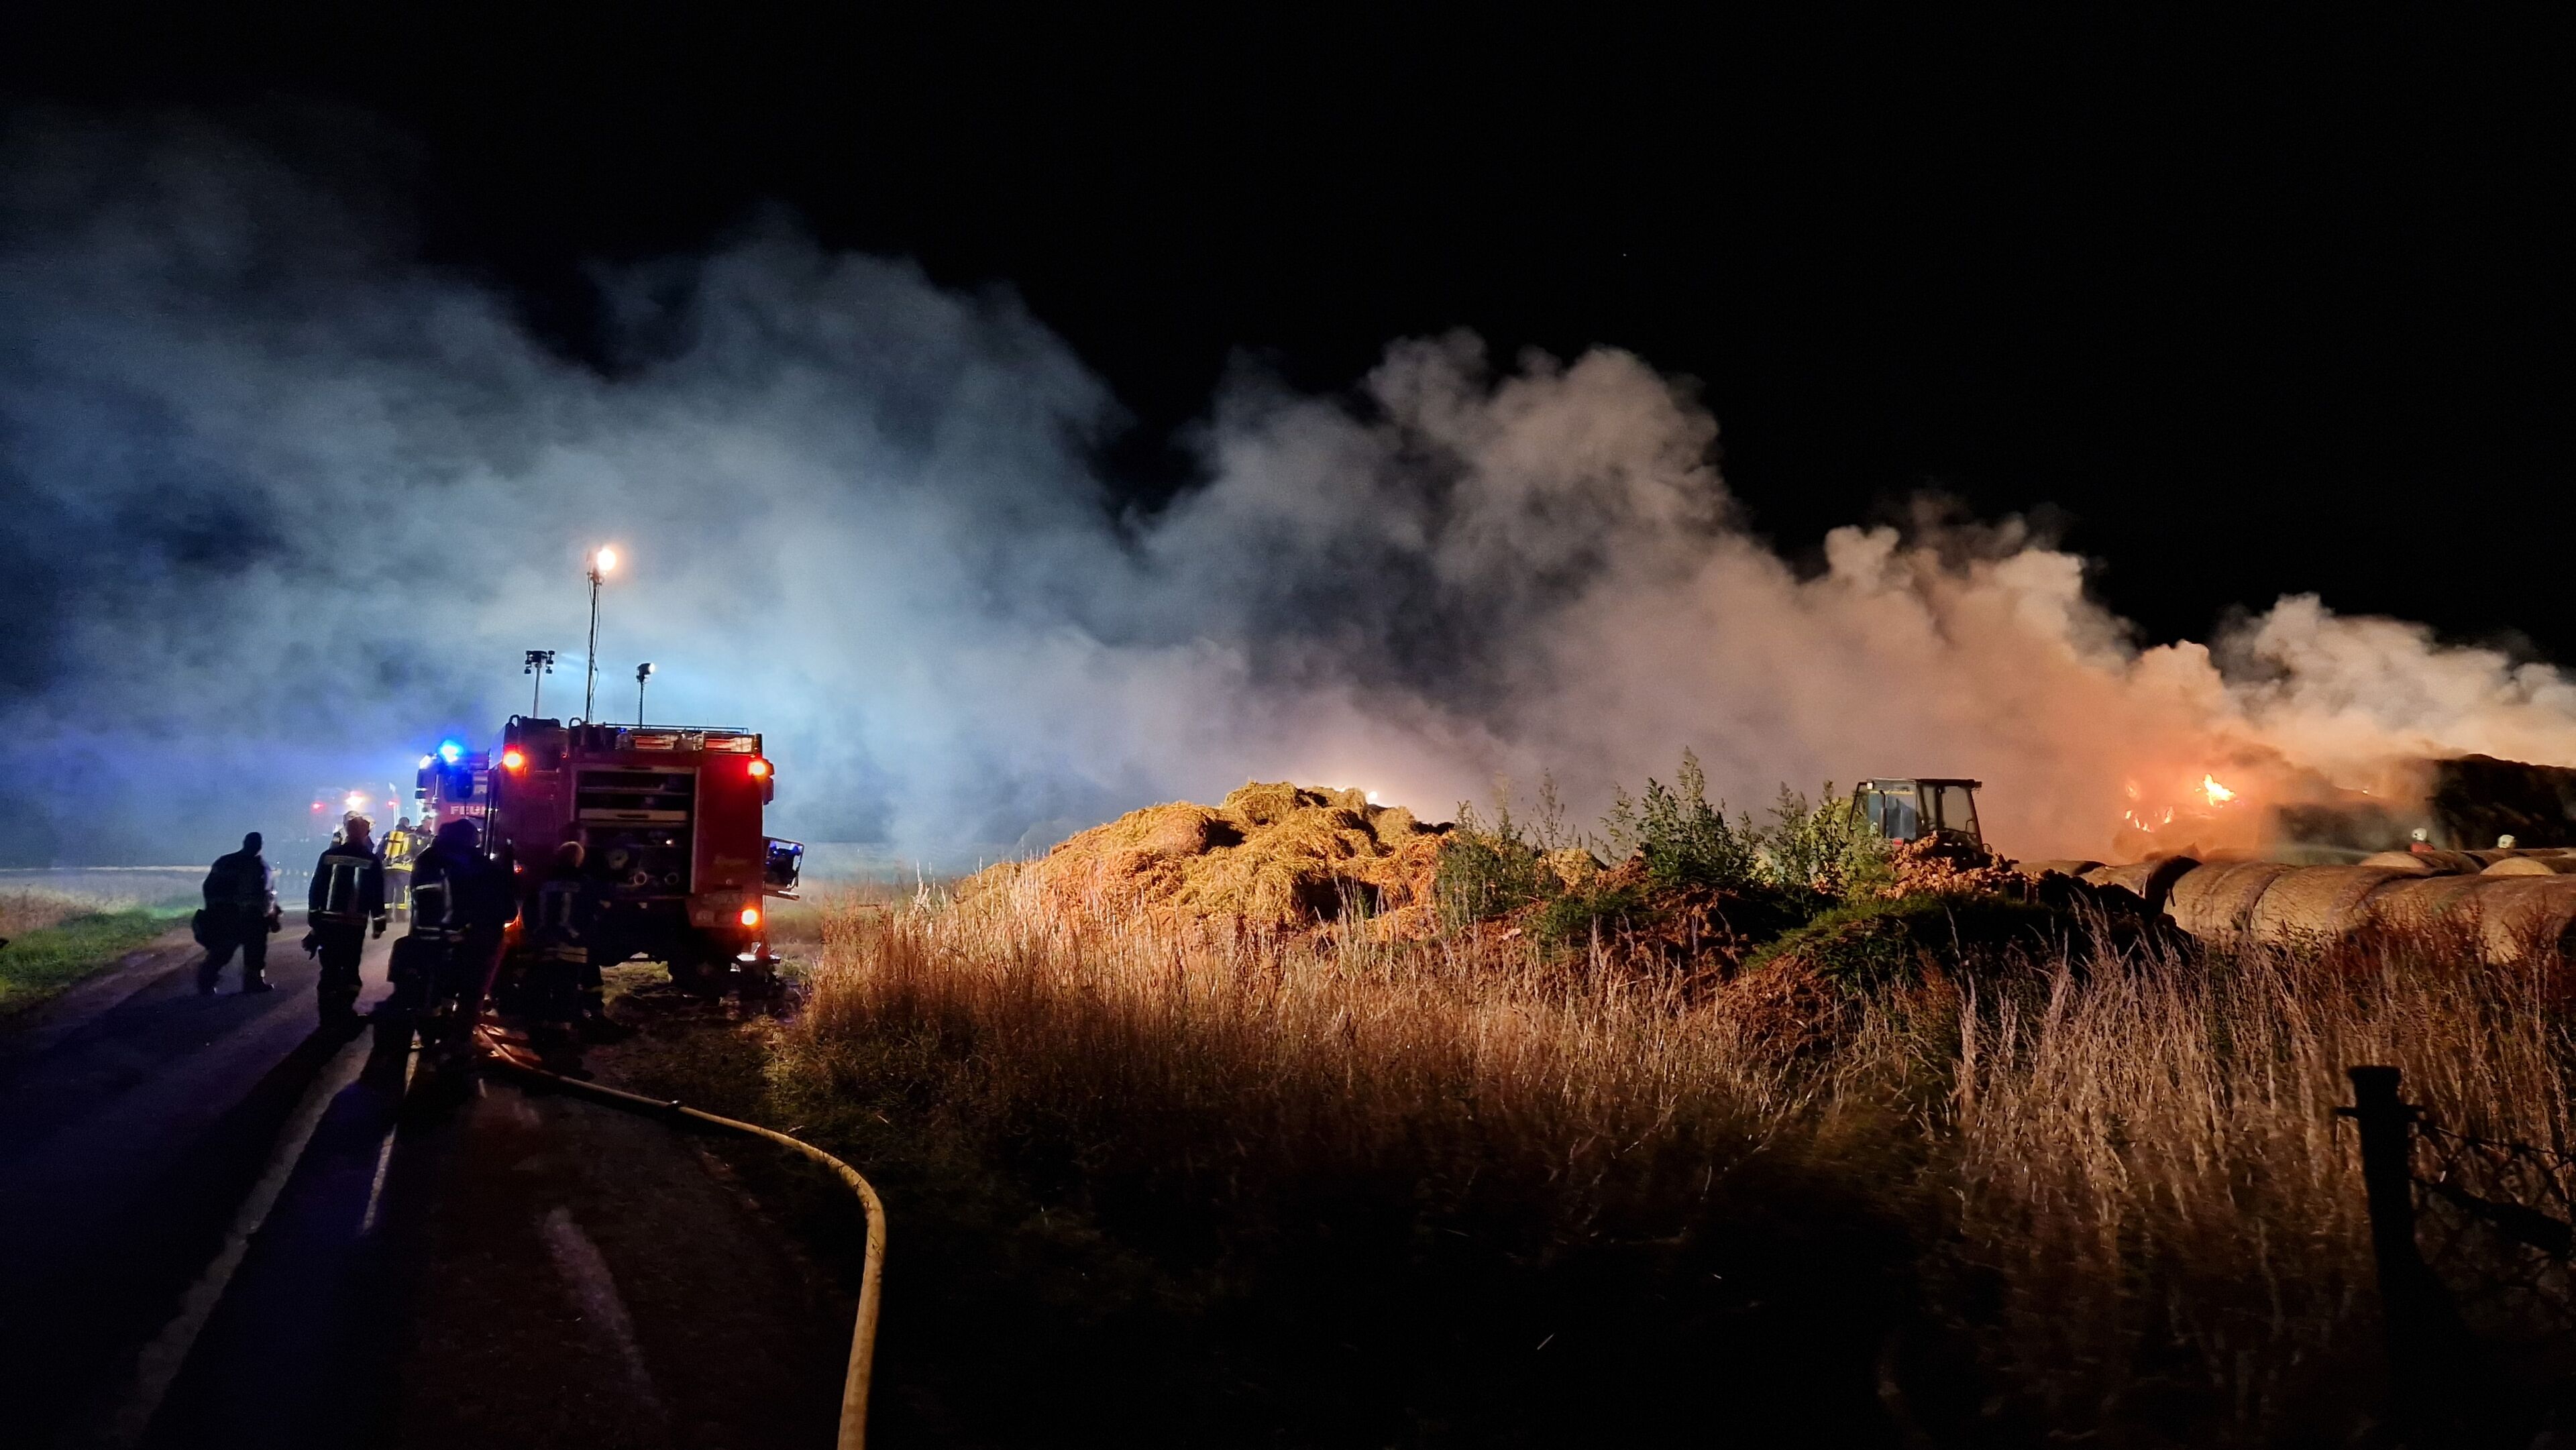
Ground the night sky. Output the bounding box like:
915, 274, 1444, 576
9, 7, 2568, 654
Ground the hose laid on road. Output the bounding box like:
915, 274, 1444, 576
486, 1057, 888, 1450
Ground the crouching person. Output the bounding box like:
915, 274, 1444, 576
307, 814, 388, 1025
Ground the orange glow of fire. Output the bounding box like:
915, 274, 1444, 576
2202, 774, 2237, 806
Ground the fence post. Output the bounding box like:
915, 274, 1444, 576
2344, 1064, 2444, 1438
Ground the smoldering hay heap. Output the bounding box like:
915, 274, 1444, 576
969, 783, 1448, 934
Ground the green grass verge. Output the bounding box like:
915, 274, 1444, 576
0, 909, 189, 1017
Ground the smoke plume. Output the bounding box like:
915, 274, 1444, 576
5, 123, 2573, 868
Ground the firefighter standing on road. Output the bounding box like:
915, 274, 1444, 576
379, 816, 422, 918
196, 832, 281, 995
401, 818, 515, 1067
306, 814, 388, 1025
517, 835, 598, 1068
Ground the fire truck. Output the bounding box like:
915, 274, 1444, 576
414, 718, 805, 993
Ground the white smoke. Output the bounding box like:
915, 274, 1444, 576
5, 124, 2573, 865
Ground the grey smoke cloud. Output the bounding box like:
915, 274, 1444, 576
6, 124, 2575, 868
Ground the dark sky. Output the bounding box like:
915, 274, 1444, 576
9, 5, 2572, 655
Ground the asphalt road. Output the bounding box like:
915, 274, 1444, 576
0, 918, 844, 1450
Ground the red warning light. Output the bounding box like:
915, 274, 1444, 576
739, 905, 761, 928
747, 758, 771, 780
500, 748, 527, 771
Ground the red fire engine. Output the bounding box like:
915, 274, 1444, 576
415, 718, 804, 992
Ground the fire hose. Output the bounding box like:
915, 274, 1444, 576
482, 1048, 887, 1450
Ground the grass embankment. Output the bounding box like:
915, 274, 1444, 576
0, 889, 189, 1017
596, 810, 2576, 1446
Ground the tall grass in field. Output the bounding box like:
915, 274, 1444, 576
0, 886, 136, 938
775, 861, 2575, 1444
0, 884, 191, 1015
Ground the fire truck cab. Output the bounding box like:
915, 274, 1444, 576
415, 718, 804, 992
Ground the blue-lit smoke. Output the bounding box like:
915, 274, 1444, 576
10, 121, 2576, 871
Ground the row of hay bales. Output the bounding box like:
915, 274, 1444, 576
2071, 850, 2576, 960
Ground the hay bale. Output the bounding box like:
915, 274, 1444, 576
2245, 866, 2414, 946
2482, 854, 2576, 876
2477, 877, 2576, 960
2021, 859, 2104, 879
1540, 848, 1603, 891
2165, 861, 2296, 942
2084, 856, 2200, 913
2359, 850, 2448, 875
2366, 873, 2500, 933
1004, 782, 1450, 932
1222, 781, 1313, 828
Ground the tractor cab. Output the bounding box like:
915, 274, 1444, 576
1853, 778, 1985, 849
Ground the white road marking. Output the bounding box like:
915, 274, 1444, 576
541, 1204, 667, 1420
93, 1030, 372, 1449
357, 1050, 416, 1236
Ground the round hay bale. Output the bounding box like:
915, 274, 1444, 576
2245, 866, 2415, 945
2483, 854, 2576, 876
2165, 860, 2296, 941
2359, 850, 2453, 875
2084, 856, 2201, 913
2366, 873, 2500, 934
2478, 877, 2576, 960
2021, 859, 2104, 879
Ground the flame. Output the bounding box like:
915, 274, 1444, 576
2202, 774, 2237, 805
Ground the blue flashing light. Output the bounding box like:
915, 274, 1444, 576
437, 740, 464, 765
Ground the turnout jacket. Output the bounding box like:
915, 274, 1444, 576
202, 848, 274, 917
409, 840, 514, 938
309, 841, 387, 926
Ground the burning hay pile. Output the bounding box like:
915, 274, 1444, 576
976, 782, 1450, 934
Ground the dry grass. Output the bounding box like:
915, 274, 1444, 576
0, 884, 190, 1017
0, 885, 133, 938
763, 866, 2576, 1444
1949, 926, 2575, 1439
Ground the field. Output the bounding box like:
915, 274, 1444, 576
0, 877, 196, 1017
585, 873, 2569, 1447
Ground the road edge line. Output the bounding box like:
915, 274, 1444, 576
488, 1058, 888, 1450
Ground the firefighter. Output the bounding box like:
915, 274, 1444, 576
402, 818, 514, 1066
379, 816, 421, 917
519, 836, 598, 1066
195, 832, 281, 995
306, 814, 388, 1024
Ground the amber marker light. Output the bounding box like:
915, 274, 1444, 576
739, 905, 762, 928
500, 748, 527, 771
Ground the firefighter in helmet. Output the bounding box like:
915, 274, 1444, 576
516, 832, 600, 1069
399, 818, 515, 1066
305, 814, 388, 1024
196, 832, 281, 995
379, 816, 423, 918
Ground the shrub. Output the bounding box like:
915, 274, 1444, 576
1432, 800, 1556, 930
1532, 879, 1650, 950
1754, 783, 1892, 897
1602, 750, 1762, 891
1747, 892, 2069, 989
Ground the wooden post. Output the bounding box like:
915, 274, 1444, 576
2344, 1065, 2440, 1438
